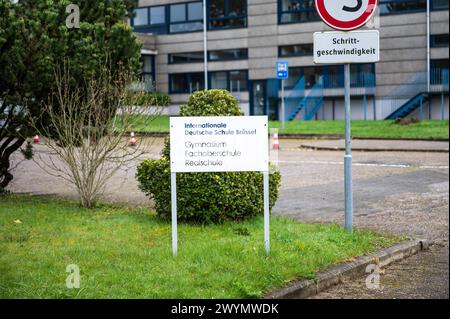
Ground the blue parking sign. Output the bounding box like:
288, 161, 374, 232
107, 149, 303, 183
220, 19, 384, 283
276, 61, 289, 79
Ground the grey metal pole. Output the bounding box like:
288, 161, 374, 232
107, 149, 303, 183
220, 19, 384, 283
281, 79, 286, 131
426, 0, 430, 94
263, 171, 270, 255
171, 172, 178, 257
203, 0, 208, 90
363, 95, 367, 121
344, 64, 353, 232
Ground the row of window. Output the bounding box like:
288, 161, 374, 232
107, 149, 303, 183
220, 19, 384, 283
132, 0, 448, 34
168, 44, 312, 64
169, 48, 248, 64
168, 64, 377, 94
279, 0, 448, 24
132, 0, 246, 34
285, 64, 376, 89
171, 42, 448, 64
279, 33, 449, 58
170, 70, 248, 93
166, 60, 448, 94
169, 45, 313, 64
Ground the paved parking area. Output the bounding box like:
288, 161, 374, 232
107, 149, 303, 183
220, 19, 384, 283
8, 138, 449, 298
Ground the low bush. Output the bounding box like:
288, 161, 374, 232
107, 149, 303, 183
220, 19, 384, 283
136, 90, 281, 223
394, 117, 421, 126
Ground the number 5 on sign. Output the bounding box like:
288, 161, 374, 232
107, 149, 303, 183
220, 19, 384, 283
315, 0, 378, 31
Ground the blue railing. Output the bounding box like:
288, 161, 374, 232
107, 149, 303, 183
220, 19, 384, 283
284, 76, 305, 121
300, 78, 324, 121
323, 72, 375, 89
380, 72, 428, 119
285, 77, 324, 121
431, 68, 449, 91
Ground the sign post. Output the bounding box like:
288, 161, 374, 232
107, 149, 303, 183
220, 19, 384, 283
170, 116, 270, 256
344, 63, 353, 232
276, 61, 289, 131
314, 0, 379, 232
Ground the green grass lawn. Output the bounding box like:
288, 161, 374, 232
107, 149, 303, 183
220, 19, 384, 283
270, 120, 449, 140
128, 115, 448, 140
0, 195, 400, 299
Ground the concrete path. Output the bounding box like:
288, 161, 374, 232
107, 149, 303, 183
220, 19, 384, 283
7, 138, 450, 299
299, 139, 449, 152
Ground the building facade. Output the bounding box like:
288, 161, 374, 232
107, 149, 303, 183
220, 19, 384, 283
132, 0, 449, 120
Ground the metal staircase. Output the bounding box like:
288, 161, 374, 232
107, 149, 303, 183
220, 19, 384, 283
380, 72, 428, 120
385, 92, 429, 120
285, 77, 324, 121
284, 77, 305, 121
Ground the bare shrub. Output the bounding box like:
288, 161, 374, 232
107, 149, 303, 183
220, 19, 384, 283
30, 63, 163, 208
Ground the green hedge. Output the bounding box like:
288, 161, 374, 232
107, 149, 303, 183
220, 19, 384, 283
136, 90, 281, 223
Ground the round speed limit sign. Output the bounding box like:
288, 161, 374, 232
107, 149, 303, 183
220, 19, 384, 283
315, 0, 378, 31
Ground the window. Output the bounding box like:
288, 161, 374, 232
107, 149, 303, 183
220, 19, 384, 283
285, 67, 302, 89
210, 70, 248, 91
170, 73, 205, 93
188, 2, 203, 20
431, 34, 449, 47
150, 6, 165, 25
230, 70, 248, 91
209, 0, 247, 30
141, 55, 155, 91
209, 48, 248, 61
325, 65, 343, 88
210, 72, 228, 89
170, 2, 203, 33
132, 6, 167, 34
431, 59, 449, 85
170, 4, 185, 22
350, 64, 376, 88
303, 66, 322, 88
279, 44, 313, 57
279, 0, 319, 24
432, 0, 449, 10
133, 8, 149, 26
286, 64, 375, 89
169, 49, 247, 64
379, 0, 426, 15
169, 52, 204, 64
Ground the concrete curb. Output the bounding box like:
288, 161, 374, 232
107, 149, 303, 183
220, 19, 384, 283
299, 145, 449, 153
263, 239, 430, 299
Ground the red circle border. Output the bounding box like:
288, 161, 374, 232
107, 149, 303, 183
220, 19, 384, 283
315, 0, 378, 31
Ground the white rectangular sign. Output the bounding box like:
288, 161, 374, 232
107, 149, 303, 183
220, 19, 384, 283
170, 116, 269, 173
314, 30, 380, 64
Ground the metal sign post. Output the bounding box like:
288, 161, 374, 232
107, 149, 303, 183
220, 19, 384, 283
171, 173, 270, 257
344, 64, 353, 232
276, 61, 289, 132
170, 116, 270, 257
314, 0, 380, 232
281, 80, 285, 131
171, 172, 178, 256
263, 171, 270, 255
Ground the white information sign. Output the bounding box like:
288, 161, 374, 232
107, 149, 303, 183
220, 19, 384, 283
170, 116, 269, 173
314, 30, 380, 64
